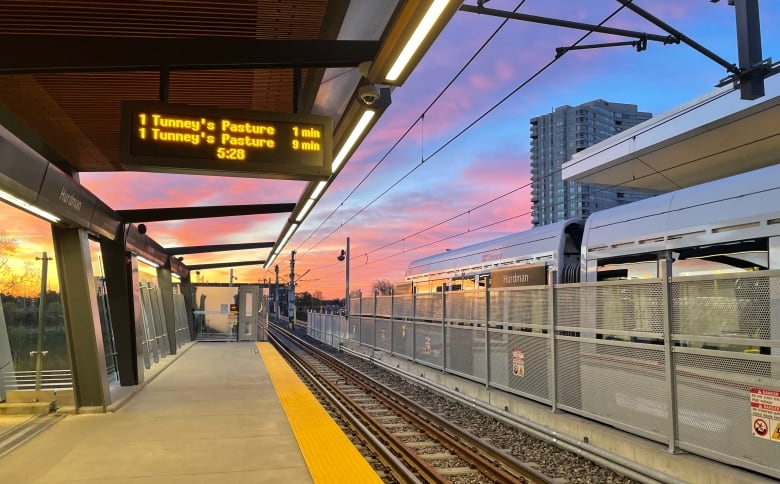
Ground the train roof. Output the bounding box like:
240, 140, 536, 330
582, 163, 780, 260
405, 219, 580, 279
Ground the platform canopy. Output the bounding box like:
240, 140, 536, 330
563, 73, 780, 192
0, 0, 462, 270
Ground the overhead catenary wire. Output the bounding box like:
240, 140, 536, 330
290, 1, 530, 261
289, 3, 629, 272
291, 2, 743, 292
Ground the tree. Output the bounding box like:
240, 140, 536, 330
372, 279, 393, 296
0, 232, 39, 296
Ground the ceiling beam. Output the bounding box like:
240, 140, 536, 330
0, 37, 379, 74
187, 260, 265, 270
118, 203, 296, 223
168, 242, 275, 255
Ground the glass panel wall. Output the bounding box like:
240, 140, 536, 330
0, 203, 70, 399
88, 239, 118, 385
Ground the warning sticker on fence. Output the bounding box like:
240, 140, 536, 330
512, 348, 525, 378
750, 387, 780, 441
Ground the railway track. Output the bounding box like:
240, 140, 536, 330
269, 325, 558, 483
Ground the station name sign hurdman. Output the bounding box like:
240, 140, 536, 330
490, 263, 547, 288
119, 101, 332, 181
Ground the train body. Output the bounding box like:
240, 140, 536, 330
405, 219, 583, 292
406, 163, 780, 290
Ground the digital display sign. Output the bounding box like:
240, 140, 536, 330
119, 101, 332, 180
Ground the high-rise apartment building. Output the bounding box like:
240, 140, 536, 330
529, 99, 657, 227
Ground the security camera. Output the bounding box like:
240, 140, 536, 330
337, 250, 346, 262
357, 84, 381, 106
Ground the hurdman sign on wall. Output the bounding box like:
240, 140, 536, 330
490, 263, 548, 288
119, 101, 332, 180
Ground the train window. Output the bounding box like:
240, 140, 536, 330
673, 239, 768, 276
597, 260, 658, 280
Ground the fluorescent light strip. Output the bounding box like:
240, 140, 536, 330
311, 180, 327, 199
0, 189, 61, 223
385, 0, 450, 82
264, 253, 277, 269
295, 198, 315, 223
136, 255, 160, 268
279, 223, 299, 249
332, 110, 376, 173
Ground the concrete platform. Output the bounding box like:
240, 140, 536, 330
0, 342, 313, 483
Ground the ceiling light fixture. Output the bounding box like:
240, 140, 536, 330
136, 255, 160, 268
295, 198, 315, 223
0, 189, 61, 223
385, 0, 452, 82
332, 110, 376, 173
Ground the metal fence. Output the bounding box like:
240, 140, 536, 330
308, 270, 780, 479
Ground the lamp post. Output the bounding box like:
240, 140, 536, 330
338, 237, 350, 317
34, 252, 52, 391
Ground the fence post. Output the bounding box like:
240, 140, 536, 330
373, 292, 378, 354
442, 286, 447, 372
485, 276, 491, 388
412, 290, 417, 364
661, 258, 679, 453
390, 289, 395, 356
549, 269, 558, 413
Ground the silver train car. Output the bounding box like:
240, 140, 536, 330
404, 219, 583, 293
406, 163, 780, 291
582, 162, 780, 282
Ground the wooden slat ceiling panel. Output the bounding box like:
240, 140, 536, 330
0, 0, 327, 172
0, 0, 326, 39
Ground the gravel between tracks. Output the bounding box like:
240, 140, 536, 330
314, 339, 636, 483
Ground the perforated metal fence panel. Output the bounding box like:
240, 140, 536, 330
554, 282, 668, 441
359, 316, 374, 346
489, 329, 551, 402
671, 272, 780, 476
415, 321, 443, 368
375, 317, 392, 351
392, 294, 414, 358
376, 295, 392, 318
445, 323, 486, 381
415, 293, 443, 322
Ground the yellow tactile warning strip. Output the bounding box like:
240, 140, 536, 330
256, 342, 382, 484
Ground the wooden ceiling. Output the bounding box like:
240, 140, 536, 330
0, 0, 364, 174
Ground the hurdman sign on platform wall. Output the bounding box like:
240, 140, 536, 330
120, 101, 333, 181
490, 263, 548, 289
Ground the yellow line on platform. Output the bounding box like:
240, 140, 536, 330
256, 342, 382, 484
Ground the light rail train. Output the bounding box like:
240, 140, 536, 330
406, 162, 780, 292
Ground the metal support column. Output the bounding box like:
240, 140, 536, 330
484, 277, 491, 389
52, 225, 110, 410
661, 257, 679, 453
289, 251, 296, 329
156, 264, 177, 355
99, 235, 144, 386
548, 270, 559, 413
180, 276, 194, 340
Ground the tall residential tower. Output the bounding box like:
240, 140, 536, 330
529, 99, 657, 226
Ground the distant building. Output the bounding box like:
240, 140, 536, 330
529, 99, 659, 227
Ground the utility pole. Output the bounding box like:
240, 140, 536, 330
289, 251, 296, 330
345, 237, 350, 318
274, 264, 280, 319
34, 252, 52, 391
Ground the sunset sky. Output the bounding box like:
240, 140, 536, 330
3, 1, 779, 300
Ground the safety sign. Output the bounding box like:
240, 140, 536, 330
512, 348, 525, 378
750, 387, 780, 442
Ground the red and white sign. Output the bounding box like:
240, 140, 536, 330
750, 387, 780, 442
512, 348, 525, 378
